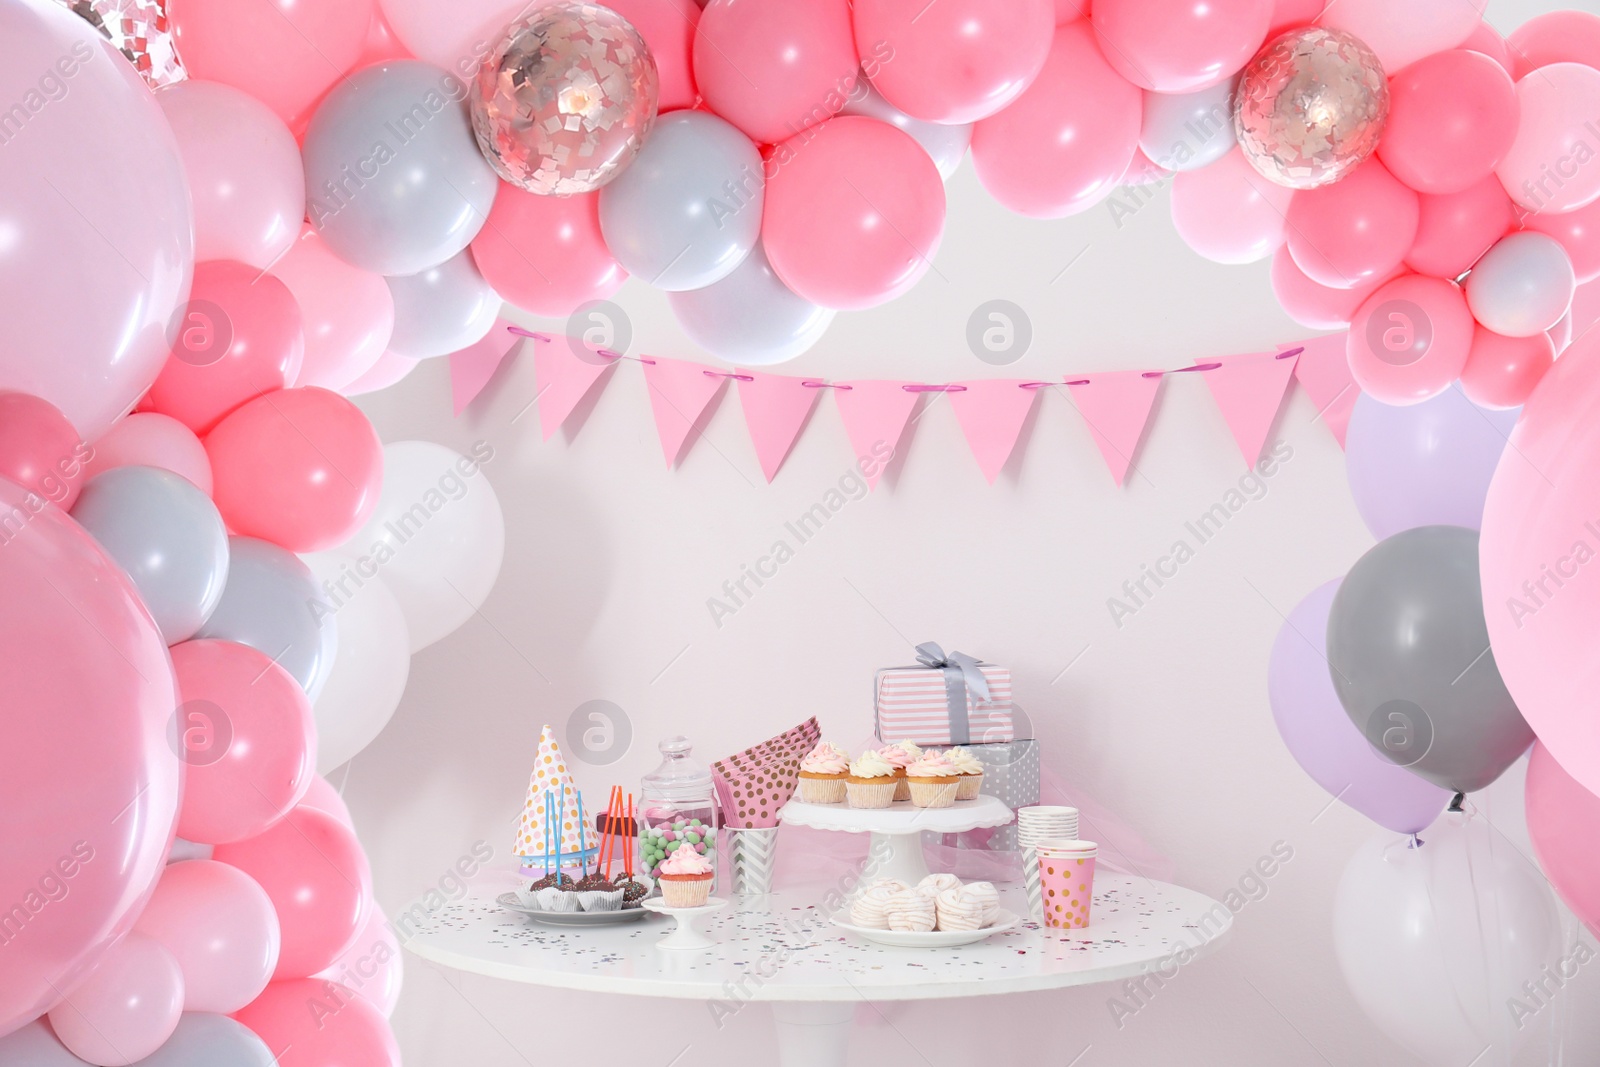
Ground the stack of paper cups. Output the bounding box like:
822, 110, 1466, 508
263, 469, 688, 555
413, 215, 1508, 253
1017, 806, 1078, 922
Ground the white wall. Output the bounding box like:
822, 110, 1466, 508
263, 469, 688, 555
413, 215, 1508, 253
349, 3, 1599, 1060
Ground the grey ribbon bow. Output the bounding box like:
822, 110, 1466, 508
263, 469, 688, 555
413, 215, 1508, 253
913, 642, 993, 701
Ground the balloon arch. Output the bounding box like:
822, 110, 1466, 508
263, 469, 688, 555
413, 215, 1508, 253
2, 0, 1600, 1064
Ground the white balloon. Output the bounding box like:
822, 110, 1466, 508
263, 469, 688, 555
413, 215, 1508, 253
668, 243, 835, 365
1467, 232, 1576, 338
385, 250, 501, 360
1333, 814, 1561, 1066
340, 440, 505, 652
840, 81, 972, 181
302, 552, 412, 773
1139, 80, 1237, 173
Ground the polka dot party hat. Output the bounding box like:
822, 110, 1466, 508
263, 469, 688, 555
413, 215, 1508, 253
515, 725, 588, 862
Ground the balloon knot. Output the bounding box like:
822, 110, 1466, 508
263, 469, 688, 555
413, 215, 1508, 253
1447, 792, 1465, 812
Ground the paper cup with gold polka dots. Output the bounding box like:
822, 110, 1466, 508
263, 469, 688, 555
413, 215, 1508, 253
1035, 840, 1096, 930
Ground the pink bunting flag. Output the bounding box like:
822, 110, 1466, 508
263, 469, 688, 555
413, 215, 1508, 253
833, 381, 920, 490
948, 380, 1040, 483
532, 336, 616, 441
1201, 350, 1301, 466
736, 371, 820, 482
450, 319, 523, 415
1282, 334, 1356, 448
1066, 371, 1162, 487
641, 356, 728, 467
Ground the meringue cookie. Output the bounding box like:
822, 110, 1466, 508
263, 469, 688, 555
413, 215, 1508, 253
918, 873, 962, 898
885, 889, 936, 932
935, 886, 986, 931
850, 879, 909, 929
965, 880, 1001, 925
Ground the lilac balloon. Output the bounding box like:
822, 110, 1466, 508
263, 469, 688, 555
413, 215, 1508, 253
1269, 579, 1450, 834
1344, 385, 1518, 540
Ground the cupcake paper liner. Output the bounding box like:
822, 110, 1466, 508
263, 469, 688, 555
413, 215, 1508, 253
846, 779, 898, 809
908, 779, 960, 808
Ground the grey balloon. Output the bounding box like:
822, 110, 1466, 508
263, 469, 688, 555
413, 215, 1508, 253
128, 1014, 275, 1067
840, 81, 970, 181
302, 60, 498, 276
0, 1021, 86, 1064
1327, 525, 1535, 795
598, 110, 762, 291
70, 466, 229, 645
1139, 78, 1237, 172
386, 249, 502, 359
195, 536, 337, 699
667, 242, 834, 364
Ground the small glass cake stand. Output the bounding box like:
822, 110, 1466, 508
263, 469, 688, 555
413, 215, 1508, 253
639, 897, 728, 950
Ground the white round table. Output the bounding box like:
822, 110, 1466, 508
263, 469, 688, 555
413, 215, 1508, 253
403, 868, 1233, 1067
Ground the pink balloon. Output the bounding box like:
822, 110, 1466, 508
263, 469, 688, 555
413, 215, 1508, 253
133, 860, 280, 1014
763, 117, 945, 311
146, 261, 306, 435
84, 413, 214, 496
1170, 147, 1293, 264
1523, 196, 1600, 284
1286, 158, 1419, 289
1318, 0, 1485, 74
298, 776, 356, 830
606, 0, 700, 112
171, 640, 316, 845
0, 393, 90, 510
1091, 0, 1271, 93
1481, 329, 1600, 801
1271, 249, 1396, 330
157, 80, 305, 271
971, 22, 1142, 218
1498, 63, 1600, 216
0, 4, 193, 443
315, 905, 402, 1018
357, 3, 412, 66
1122, 147, 1172, 186
1377, 49, 1517, 196
1405, 176, 1517, 279
1460, 326, 1554, 410
1056, 0, 1090, 22
1526, 742, 1600, 937
271, 230, 395, 392
853, 0, 1054, 124
46, 934, 183, 1067
342, 352, 421, 397
1506, 10, 1600, 80
1346, 274, 1474, 405
213, 808, 371, 980
0, 478, 179, 1035
169, 0, 375, 127
470, 185, 624, 317
693, 0, 859, 145
1461, 20, 1513, 73
1268, 0, 1325, 36
205, 388, 383, 553
234, 978, 399, 1067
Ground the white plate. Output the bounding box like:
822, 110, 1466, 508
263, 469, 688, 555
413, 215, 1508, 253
829, 908, 1022, 947
496, 892, 654, 926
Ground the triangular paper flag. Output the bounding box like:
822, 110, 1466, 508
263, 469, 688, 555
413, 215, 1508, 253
736, 371, 820, 482
642, 356, 727, 467
1066, 371, 1162, 487
1201, 351, 1300, 466
533, 336, 615, 441
948, 380, 1039, 483
1283, 334, 1356, 448
450, 319, 522, 415
515, 726, 589, 862
833, 381, 920, 490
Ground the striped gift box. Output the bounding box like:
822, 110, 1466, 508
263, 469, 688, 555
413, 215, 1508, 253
874, 665, 1016, 745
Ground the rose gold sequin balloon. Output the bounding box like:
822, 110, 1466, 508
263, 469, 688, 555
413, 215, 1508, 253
55, 0, 185, 88
1233, 27, 1389, 190
472, 4, 659, 197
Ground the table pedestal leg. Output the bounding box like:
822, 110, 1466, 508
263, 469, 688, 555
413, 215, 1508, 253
771, 1003, 855, 1067
866, 830, 930, 888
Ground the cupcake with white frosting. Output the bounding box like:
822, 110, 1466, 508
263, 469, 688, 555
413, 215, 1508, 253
943, 746, 986, 800
846, 749, 899, 809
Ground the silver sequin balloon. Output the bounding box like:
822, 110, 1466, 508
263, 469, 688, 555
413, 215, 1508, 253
471, 3, 659, 196
55, 0, 185, 88
1234, 27, 1388, 190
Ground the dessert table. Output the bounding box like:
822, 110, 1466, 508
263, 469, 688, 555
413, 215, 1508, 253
403, 868, 1233, 1067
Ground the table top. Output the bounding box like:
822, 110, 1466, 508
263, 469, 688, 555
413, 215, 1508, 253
778, 795, 1013, 836
402, 869, 1233, 1002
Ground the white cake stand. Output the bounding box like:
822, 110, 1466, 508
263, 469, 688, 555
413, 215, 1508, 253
778, 795, 1013, 888
639, 897, 727, 950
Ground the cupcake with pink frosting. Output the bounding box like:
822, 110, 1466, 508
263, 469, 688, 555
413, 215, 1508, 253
905, 751, 962, 808
797, 741, 851, 804
657, 839, 715, 907
877, 741, 920, 801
